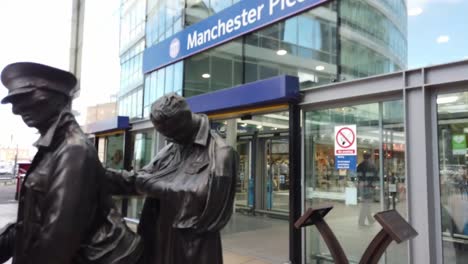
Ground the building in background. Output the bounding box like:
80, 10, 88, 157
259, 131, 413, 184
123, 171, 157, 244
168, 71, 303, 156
85, 102, 118, 128
0, 147, 30, 163
85, 0, 468, 263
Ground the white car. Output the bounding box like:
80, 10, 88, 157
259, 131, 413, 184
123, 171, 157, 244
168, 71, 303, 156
0, 164, 13, 175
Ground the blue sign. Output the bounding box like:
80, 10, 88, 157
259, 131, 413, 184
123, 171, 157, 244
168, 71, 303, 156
143, 0, 330, 73
335, 155, 357, 171
187, 75, 300, 113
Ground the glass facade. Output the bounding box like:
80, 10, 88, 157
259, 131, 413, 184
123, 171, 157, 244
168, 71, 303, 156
340, 0, 406, 79
118, 0, 146, 119
146, 0, 184, 46
113, 0, 466, 262
120, 0, 146, 51
437, 91, 468, 263
304, 100, 406, 263
143, 61, 183, 117
182, 0, 407, 96
118, 0, 408, 118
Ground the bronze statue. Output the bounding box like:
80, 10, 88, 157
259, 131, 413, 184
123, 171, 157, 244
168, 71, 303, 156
0, 62, 142, 264
106, 93, 239, 264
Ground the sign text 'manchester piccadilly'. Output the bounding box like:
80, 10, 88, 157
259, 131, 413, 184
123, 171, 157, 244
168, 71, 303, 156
143, 0, 330, 73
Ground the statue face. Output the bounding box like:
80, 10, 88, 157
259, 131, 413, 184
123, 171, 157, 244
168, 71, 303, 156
10, 89, 63, 129
151, 111, 194, 144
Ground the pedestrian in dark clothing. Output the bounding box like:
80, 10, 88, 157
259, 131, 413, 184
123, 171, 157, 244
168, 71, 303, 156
106, 93, 239, 264
0, 62, 142, 264
357, 152, 377, 226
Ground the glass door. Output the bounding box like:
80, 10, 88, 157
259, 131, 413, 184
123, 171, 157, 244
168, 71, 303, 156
266, 137, 290, 212
236, 140, 253, 208
303, 100, 407, 263
436, 91, 468, 263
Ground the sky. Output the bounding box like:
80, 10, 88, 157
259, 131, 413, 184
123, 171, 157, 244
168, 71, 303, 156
0, 0, 120, 158
0, 0, 467, 158
407, 0, 468, 68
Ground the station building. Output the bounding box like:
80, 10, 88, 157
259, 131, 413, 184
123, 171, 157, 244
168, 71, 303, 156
86, 0, 468, 263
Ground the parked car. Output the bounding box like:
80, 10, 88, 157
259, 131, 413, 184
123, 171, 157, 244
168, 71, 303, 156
0, 163, 13, 176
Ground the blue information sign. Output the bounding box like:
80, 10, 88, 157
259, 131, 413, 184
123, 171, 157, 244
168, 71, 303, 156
143, 0, 330, 73
335, 155, 357, 171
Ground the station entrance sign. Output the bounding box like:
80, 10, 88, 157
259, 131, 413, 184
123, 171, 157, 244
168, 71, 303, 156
334, 125, 357, 171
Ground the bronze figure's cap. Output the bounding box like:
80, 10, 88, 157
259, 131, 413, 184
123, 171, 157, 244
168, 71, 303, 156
1, 62, 77, 104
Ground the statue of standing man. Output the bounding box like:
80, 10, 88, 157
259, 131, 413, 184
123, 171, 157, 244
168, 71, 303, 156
0, 62, 142, 264
106, 93, 239, 264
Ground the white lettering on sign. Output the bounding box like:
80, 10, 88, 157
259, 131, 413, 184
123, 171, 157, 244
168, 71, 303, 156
187, 5, 265, 50
270, 0, 306, 15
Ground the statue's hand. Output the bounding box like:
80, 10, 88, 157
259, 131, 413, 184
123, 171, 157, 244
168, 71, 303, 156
104, 168, 138, 195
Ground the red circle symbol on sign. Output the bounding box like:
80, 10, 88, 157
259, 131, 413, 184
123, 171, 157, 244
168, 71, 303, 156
336, 127, 355, 148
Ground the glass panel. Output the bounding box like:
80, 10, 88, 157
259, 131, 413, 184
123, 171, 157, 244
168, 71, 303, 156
236, 141, 252, 208
127, 130, 154, 220
157, 68, 165, 99
268, 138, 289, 212
437, 91, 468, 263
98, 137, 106, 163
165, 64, 174, 94
173, 61, 183, 93
105, 134, 125, 170
220, 110, 290, 264
304, 100, 407, 263
183, 39, 242, 97
242, 3, 338, 89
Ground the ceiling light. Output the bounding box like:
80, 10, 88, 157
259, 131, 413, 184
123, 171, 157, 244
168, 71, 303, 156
276, 49, 287, 56
240, 123, 247, 127
437, 96, 458, 104
257, 125, 263, 129
315, 65, 325, 71
408, 7, 423, 16
436, 35, 449, 44
202, 73, 211, 78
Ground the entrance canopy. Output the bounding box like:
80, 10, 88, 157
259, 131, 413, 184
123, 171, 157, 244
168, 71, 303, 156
186, 75, 300, 114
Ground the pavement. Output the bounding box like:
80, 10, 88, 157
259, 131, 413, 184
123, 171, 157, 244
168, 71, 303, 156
0, 182, 406, 264
0, 185, 17, 264
0, 184, 414, 264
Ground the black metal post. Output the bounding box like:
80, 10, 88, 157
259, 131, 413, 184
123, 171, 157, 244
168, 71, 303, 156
121, 130, 133, 217
289, 103, 302, 264
251, 131, 258, 215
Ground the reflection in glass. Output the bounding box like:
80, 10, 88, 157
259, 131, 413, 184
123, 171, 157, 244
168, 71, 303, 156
267, 138, 289, 212
217, 110, 290, 263
304, 100, 407, 263
236, 141, 251, 208
437, 91, 468, 263
127, 131, 153, 220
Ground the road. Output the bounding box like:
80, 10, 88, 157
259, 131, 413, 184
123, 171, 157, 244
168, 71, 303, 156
0, 183, 17, 204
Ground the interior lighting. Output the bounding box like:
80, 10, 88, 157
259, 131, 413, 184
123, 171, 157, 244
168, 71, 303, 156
202, 73, 211, 78
437, 96, 458, 104
315, 65, 325, 71
257, 125, 263, 129
241, 123, 247, 127
276, 49, 287, 56
408, 7, 423, 16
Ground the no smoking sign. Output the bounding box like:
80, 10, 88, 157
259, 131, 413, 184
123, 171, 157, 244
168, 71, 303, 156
334, 125, 356, 155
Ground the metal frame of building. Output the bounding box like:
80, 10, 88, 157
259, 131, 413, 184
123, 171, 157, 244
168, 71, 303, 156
300, 59, 468, 264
